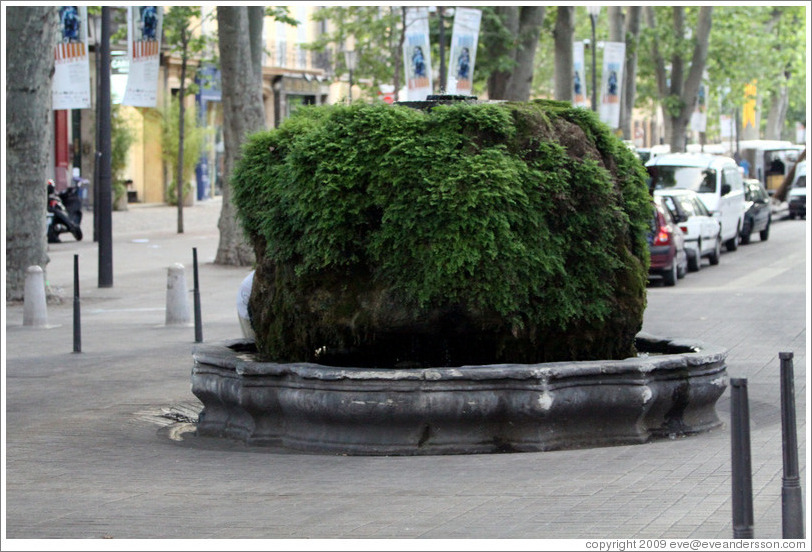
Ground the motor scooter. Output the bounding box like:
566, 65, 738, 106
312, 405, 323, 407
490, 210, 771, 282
47, 180, 83, 243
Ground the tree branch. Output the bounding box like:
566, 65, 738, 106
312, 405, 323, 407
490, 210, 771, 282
645, 7, 668, 101
680, 7, 713, 121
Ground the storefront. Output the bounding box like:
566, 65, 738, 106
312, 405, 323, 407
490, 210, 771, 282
271, 74, 330, 128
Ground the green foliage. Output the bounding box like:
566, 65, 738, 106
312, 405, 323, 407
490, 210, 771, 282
706, 6, 806, 137
113, 180, 127, 208
111, 103, 136, 184
233, 101, 651, 364
305, 6, 402, 94
165, 180, 193, 207
160, 96, 209, 200
163, 6, 213, 98
163, 6, 208, 55
662, 94, 685, 119
264, 6, 298, 27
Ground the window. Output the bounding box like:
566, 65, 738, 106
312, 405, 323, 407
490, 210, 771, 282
659, 195, 678, 216
648, 166, 716, 193
723, 167, 743, 192
691, 197, 710, 216
676, 196, 698, 217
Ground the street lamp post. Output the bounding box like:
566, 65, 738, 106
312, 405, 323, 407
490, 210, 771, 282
587, 6, 601, 113
344, 50, 358, 103
98, 6, 113, 287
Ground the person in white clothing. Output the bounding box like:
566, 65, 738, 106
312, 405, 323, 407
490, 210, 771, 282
237, 270, 256, 341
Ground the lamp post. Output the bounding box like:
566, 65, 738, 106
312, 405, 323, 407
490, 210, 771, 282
587, 6, 601, 113
344, 50, 358, 103
97, 6, 113, 287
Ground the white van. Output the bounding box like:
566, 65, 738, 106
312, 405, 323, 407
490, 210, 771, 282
788, 160, 806, 220
646, 153, 746, 251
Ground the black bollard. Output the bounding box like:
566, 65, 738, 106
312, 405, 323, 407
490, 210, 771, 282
779, 352, 805, 538
73, 254, 81, 353
193, 247, 203, 343
731, 378, 754, 539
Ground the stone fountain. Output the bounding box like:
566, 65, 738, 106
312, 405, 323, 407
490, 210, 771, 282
191, 97, 728, 455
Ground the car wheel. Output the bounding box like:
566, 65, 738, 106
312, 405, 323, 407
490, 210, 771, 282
759, 221, 770, 241
789, 212, 796, 220
687, 247, 701, 272
725, 222, 740, 251
663, 262, 678, 287
740, 228, 751, 245
708, 237, 721, 266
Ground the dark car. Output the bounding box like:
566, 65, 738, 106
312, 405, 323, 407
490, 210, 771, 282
788, 160, 806, 220
647, 202, 688, 286
741, 178, 771, 244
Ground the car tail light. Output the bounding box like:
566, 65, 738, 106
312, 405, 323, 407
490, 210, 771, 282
653, 226, 671, 246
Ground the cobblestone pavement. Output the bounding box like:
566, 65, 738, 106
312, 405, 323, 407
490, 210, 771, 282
3, 197, 809, 547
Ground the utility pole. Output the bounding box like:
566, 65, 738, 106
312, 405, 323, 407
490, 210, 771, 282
98, 6, 113, 287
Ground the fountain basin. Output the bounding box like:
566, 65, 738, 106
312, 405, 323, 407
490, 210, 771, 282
191, 332, 727, 455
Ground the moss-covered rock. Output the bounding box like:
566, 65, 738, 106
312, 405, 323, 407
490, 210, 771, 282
232, 100, 650, 366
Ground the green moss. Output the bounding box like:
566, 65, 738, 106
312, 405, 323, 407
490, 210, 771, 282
233, 101, 651, 365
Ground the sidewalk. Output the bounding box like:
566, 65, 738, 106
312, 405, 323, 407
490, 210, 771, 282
3, 197, 808, 545
37, 196, 249, 344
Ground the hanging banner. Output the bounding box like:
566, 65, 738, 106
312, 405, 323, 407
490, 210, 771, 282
690, 74, 708, 133
403, 7, 433, 101
572, 41, 589, 108
52, 6, 91, 110
742, 80, 757, 131
719, 114, 736, 140
122, 6, 163, 107
598, 41, 625, 129
446, 7, 482, 96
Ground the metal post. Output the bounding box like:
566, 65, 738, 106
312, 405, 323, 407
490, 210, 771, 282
779, 352, 804, 538
730, 378, 754, 539
97, 7, 113, 287
93, 151, 100, 242
193, 247, 203, 343
73, 255, 81, 353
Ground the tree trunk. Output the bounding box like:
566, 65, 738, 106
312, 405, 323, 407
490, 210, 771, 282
176, 32, 188, 234
438, 6, 447, 93
502, 6, 545, 101
620, 7, 641, 140
6, 7, 56, 301
215, 7, 265, 266
608, 6, 625, 42
553, 7, 575, 102
247, 6, 264, 79
648, 6, 713, 152
486, 7, 519, 100
764, 83, 789, 140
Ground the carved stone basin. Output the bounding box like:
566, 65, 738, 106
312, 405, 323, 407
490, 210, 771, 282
190, 332, 728, 456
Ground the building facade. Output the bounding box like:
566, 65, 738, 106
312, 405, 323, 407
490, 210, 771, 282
57, 6, 334, 209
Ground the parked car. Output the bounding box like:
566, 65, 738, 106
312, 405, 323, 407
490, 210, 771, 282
637, 144, 671, 165
654, 189, 721, 272
646, 153, 746, 252
740, 178, 772, 243
788, 160, 806, 220
647, 202, 688, 286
